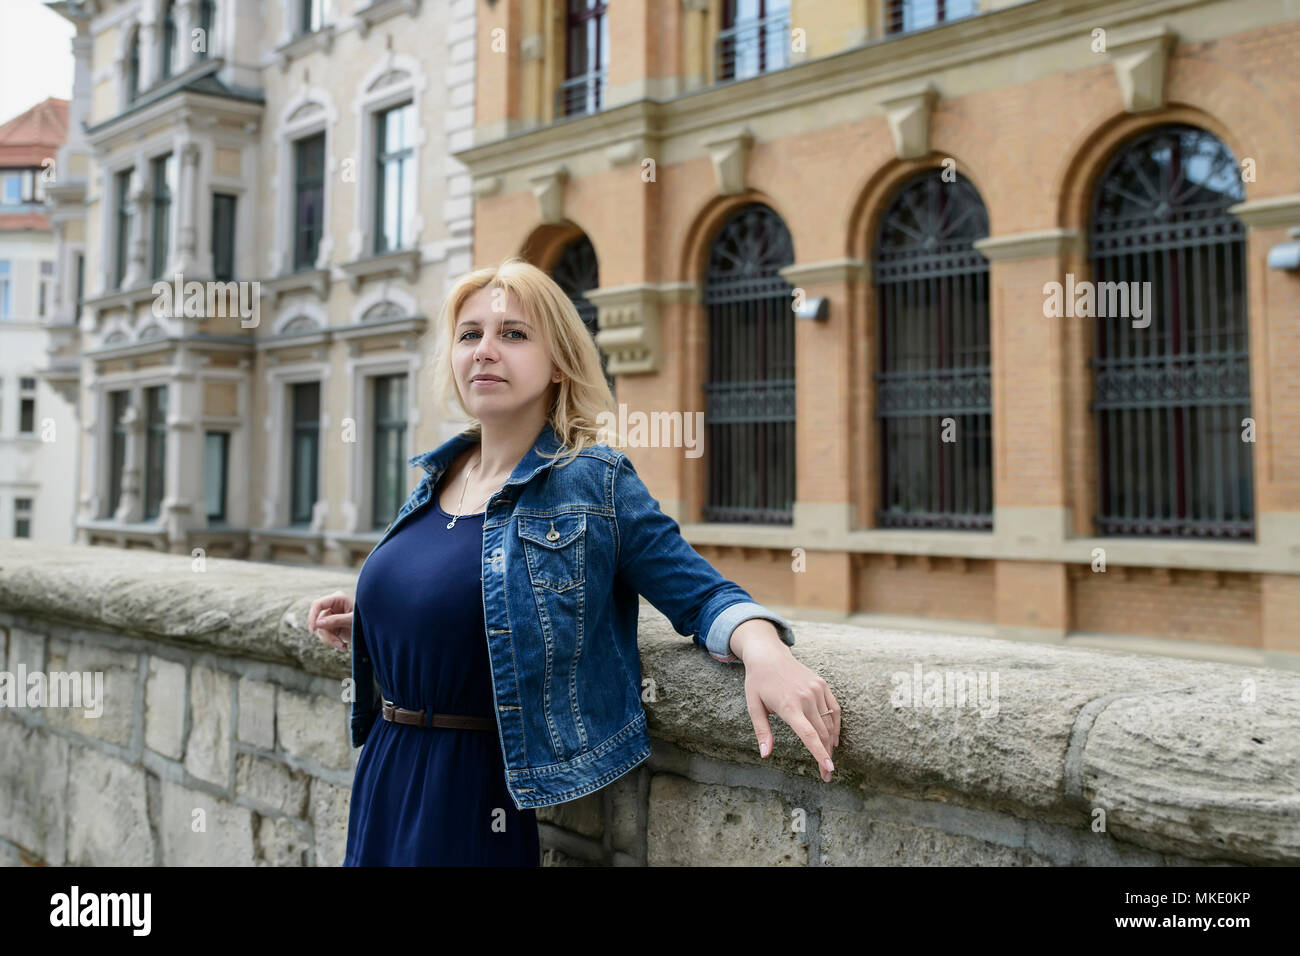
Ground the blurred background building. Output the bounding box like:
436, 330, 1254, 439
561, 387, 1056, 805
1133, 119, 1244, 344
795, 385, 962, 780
29, 0, 1300, 666
0, 95, 79, 544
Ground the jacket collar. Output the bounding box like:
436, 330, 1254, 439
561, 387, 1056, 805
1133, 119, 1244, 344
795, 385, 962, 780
407, 420, 567, 490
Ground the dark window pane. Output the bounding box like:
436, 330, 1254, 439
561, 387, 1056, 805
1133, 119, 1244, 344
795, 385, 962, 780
294, 134, 325, 271
290, 382, 320, 525
144, 386, 168, 520
212, 193, 237, 281
371, 374, 408, 528
204, 431, 228, 522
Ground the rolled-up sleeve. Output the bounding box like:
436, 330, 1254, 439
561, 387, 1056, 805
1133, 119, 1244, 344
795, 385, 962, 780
612, 452, 796, 664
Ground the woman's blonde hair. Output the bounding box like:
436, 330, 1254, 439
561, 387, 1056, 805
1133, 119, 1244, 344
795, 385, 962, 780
426, 257, 619, 468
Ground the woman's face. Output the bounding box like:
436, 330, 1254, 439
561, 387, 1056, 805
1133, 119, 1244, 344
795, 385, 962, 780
452, 284, 560, 422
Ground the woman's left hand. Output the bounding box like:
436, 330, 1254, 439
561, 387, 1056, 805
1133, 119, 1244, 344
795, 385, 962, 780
731, 620, 840, 783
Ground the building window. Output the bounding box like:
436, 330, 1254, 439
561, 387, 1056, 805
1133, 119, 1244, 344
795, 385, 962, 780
75, 252, 85, 313
204, 430, 229, 523
127, 29, 141, 102
150, 153, 175, 280
0, 260, 11, 318
300, 0, 324, 35
550, 235, 613, 395
293, 133, 325, 271
290, 381, 320, 525
372, 374, 408, 529
212, 192, 237, 281
198, 0, 216, 59
885, 0, 979, 36
1089, 125, 1253, 539
160, 1, 179, 80
717, 0, 791, 82
38, 260, 54, 317
703, 203, 796, 524
143, 385, 168, 520
1, 173, 20, 205
19, 377, 37, 435
558, 0, 608, 117
107, 390, 130, 519
874, 169, 992, 529
14, 498, 32, 539
374, 102, 414, 254
115, 169, 134, 288
0, 169, 42, 206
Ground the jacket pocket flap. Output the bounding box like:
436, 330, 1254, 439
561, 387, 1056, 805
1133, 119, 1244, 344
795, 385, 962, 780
517, 513, 586, 549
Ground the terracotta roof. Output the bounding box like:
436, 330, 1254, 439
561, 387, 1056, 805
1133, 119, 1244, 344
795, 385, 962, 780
0, 97, 69, 167
0, 211, 51, 231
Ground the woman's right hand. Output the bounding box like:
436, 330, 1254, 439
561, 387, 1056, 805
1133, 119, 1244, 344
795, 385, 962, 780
308, 591, 354, 651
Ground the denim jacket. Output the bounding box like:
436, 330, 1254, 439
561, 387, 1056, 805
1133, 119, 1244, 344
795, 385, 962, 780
348, 420, 796, 809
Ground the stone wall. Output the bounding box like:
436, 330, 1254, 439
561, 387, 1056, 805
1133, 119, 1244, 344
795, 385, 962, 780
0, 540, 1296, 866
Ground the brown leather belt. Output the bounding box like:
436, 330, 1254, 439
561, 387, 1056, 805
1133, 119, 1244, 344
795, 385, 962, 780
380, 698, 496, 731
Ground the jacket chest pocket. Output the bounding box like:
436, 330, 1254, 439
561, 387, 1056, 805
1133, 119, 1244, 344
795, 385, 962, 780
517, 513, 586, 593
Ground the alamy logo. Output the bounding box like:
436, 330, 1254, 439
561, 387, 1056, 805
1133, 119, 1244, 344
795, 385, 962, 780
1042, 273, 1152, 328
49, 886, 151, 935
596, 405, 705, 458
0, 666, 104, 718
890, 662, 1000, 718
152, 274, 261, 328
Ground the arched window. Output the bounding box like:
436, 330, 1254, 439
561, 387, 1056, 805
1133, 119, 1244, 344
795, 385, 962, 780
161, 1, 178, 80
550, 235, 612, 395
873, 169, 991, 529
703, 203, 795, 524
1088, 124, 1252, 538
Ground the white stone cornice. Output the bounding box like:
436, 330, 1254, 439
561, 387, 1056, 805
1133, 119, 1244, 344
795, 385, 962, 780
879, 82, 937, 161
1227, 194, 1300, 230
778, 258, 870, 286
529, 165, 569, 224
1106, 23, 1176, 114
971, 228, 1083, 262
702, 126, 753, 196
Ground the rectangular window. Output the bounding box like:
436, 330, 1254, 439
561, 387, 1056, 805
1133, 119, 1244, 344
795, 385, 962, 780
19, 377, 37, 435
204, 430, 229, 523
1, 173, 21, 205
371, 374, 408, 529
161, 1, 178, 79
107, 390, 130, 518
293, 133, 325, 271
300, 0, 324, 34
115, 169, 134, 288
14, 497, 32, 539
374, 102, 415, 254
212, 193, 237, 281
198, 0, 215, 59
0, 260, 11, 318
718, 0, 790, 82
143, 385, 168, 520
560, 0, 608, 116
38, 260, 53, 317
150, 153, 175, 280
290, 381, 320, 525
75, 253, 85, 312
885, 0, 979, 35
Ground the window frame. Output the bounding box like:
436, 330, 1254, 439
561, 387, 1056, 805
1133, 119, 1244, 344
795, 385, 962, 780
288, 380, 321, 526
372, 100, 415, 255
143, 384, 168, 521
370, 372, 409, 529
293, 132, 326, 272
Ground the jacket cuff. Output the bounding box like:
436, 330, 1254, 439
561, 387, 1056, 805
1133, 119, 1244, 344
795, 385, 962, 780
705, 601, 796, 663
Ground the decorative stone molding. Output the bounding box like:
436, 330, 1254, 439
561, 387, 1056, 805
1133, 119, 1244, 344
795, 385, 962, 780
681, 0, 709, 11
879, 82, 937, 160
520, 33, 544, 62
274, 25, 336, 73
702, 127, 753, 196
1106, 24, 1176, 113
1226, 194, 1300, 230
583, 283, 664, 375
473, 175, 503, 198
355, 0, 423, 38
529, 165, 569, 224
972, 228, 1083, 262
336, 248, 421, 292
778, 258, 870, 287
605, 137, 654, 169
261, 268, 331, 308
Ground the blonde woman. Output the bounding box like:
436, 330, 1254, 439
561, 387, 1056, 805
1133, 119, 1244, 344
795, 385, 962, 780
308, 257, 840, 865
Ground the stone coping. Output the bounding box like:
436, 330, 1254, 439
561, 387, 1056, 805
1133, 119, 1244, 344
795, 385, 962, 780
1, 540, 1295, 864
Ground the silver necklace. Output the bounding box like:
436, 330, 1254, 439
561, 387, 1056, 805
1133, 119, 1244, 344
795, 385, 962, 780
446, 454, 497, 529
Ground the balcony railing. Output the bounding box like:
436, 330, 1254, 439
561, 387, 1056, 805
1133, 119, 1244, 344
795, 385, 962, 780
555, 69, 608, 118
715, 12, 791, 83
884, 0, 980, 36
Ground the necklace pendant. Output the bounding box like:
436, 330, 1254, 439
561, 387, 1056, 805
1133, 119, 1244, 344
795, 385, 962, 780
446, 518, 456, 529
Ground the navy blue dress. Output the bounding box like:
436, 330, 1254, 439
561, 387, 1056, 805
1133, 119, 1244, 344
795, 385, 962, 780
343, 476, 541, 866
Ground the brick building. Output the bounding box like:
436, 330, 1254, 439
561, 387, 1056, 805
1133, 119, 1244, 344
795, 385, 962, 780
457, 0, 1300, 665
